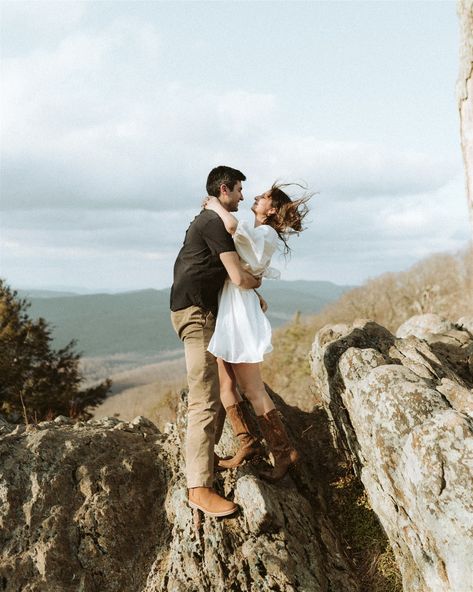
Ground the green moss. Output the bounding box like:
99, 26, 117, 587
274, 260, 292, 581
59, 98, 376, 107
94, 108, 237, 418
329, 467, 402, 592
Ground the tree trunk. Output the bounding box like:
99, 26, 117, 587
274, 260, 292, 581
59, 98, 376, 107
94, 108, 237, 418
457, 0, 473, 234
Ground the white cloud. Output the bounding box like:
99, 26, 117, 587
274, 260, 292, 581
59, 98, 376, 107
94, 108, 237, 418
1, 1, 86, 49
2, 172, 469, 291
275, 172, 470, 284
217, 91, 277, 136
1, 15, 458, 213
246, 136, 457, 199
1, 5, 470, 292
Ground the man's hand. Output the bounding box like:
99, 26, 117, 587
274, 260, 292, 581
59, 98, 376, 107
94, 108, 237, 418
220, 252, 261, 289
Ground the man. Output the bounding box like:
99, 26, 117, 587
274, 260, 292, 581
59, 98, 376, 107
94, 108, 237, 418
170, 166, 261, 517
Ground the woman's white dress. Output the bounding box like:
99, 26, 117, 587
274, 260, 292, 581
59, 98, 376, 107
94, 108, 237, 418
208, 220, 280, 363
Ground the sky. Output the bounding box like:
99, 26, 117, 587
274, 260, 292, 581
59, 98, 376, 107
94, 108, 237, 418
0, 0, 470, 293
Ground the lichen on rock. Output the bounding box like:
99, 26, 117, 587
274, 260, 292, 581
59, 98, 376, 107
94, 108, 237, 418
0, 396, 360, 592
310, 314, 473, 592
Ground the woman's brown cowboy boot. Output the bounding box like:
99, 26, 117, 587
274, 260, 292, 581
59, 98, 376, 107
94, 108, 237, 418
257, 409, 299, 481
217, 401, 264, 470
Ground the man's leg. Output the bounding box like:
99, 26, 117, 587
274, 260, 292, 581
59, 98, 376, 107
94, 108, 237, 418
171, 307, 237, 515
214, 400, 226, 445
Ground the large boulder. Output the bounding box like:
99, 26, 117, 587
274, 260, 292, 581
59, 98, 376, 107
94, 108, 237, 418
396, 313, 473, 389
396, 313, 456, 339
0, 415, 168, 592
310, 317, 473, 592
0, 395, 360, 592
457, 0, 473, 230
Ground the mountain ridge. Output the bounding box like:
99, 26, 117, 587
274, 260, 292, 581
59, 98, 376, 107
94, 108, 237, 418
20, 280, 351, 358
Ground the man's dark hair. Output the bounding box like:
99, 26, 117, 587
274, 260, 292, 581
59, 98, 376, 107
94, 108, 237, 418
206, 166, 246, 197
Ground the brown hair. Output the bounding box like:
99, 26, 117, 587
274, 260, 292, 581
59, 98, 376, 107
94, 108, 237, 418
206, 166, 246, 197
264, 183, 311, 255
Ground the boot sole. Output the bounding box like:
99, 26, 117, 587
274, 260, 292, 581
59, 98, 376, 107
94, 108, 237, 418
189, 501, 239, 517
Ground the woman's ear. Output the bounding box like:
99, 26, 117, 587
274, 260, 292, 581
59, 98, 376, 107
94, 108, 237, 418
268, 207, 277, 216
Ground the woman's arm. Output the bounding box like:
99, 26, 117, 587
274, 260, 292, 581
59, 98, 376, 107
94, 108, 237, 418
204, 197, 238, 235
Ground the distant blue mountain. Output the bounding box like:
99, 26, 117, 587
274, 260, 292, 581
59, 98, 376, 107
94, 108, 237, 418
21, 281, 350, 358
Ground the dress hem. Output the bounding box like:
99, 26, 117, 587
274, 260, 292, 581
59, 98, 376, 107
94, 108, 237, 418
208, 347, 273, 364
214, 356, 265, 364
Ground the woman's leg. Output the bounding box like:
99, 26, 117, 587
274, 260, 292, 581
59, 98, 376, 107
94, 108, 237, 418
215, 358, 262, 469
230, 363, 276, 417
231, 362, 298, 481
217, 358, 243, 408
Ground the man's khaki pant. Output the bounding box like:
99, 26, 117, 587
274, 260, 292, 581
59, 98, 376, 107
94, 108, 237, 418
171, 305, 225, 488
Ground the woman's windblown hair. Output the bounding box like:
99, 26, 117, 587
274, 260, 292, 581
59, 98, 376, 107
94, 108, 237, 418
265, 183, 312, 255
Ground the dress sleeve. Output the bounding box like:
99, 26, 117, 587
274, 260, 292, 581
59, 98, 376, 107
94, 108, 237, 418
233, 220, 264, 259
233, 221, 280, 278
263, 265, 281, 280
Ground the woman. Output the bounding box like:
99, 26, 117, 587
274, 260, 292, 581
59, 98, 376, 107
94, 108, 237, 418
204, 183, 310, 481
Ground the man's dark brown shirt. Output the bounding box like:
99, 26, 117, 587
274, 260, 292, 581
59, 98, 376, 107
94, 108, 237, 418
170, 210, 236, 316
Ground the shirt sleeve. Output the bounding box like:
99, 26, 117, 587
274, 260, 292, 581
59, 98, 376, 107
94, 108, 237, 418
201, 215, 236, 255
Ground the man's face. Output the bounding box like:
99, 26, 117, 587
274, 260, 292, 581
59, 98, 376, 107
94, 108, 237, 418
219, 181, 243, 212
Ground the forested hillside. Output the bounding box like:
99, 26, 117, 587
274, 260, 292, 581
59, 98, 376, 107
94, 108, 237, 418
22, 281, 349, 358
92, 247, 473, 429
263, 247, 473, 409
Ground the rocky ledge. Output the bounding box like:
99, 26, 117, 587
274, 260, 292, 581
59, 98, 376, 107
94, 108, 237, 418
0, 398, 359, 592
310, 313, 473, 592
1, 313, 471, 592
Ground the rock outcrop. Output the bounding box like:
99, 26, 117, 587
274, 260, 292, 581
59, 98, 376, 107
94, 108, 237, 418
0, 395, 360, 591
0, 415, 169, 592
310, 314, 473, 592
457, 0, 473, 231
2, 312, 471, 591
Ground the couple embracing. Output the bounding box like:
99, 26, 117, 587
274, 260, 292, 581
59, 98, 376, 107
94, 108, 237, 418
170, 165, 309, 517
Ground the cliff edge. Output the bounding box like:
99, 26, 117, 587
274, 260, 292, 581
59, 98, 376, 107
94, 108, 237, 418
310, 313, 473, 592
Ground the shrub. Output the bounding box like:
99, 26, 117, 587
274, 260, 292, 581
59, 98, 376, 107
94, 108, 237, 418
0, 280, 111, 423
263, 246, 473, 409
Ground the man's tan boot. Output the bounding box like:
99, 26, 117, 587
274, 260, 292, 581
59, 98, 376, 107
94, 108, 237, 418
256, 409, 300, 482
217, 401, 264, 470
188, 487, 238, 517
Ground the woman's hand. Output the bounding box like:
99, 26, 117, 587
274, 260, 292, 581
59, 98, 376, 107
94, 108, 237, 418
202, 196, 220, 212
254, 289, 268, 312
259, 295, 268, 313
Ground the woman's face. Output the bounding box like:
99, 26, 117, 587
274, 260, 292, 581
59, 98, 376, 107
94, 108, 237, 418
251, 191, 275, 218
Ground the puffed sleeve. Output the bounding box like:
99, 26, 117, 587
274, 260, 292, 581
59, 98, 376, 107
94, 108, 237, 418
233, 221, 280, 278
263, 265, 281, 280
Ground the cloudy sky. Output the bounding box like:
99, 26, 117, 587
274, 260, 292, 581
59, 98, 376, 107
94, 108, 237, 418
0, 0, 470, 293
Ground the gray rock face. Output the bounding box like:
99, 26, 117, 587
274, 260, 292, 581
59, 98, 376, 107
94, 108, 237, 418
396, 313, 473, 394
0, 398, 360, 592
310, 317, 473, 592
396, 313, 456, 339
124, 392, 360, 592
0, 416, 168, 592
456, 316, 473, 335
457, 0, 473, 231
